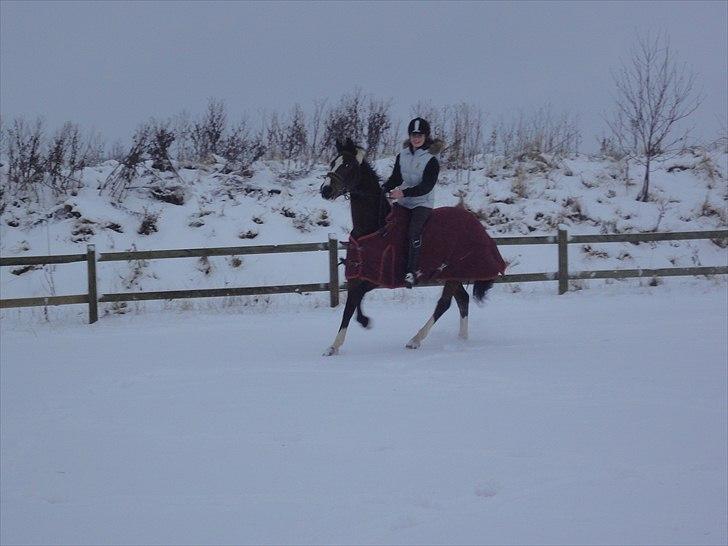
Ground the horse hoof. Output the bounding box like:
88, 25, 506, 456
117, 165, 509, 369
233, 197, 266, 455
323, 346, 339, 356
358, 316, 372, 329
458, 333, 468, 341
406, 339, 420, 349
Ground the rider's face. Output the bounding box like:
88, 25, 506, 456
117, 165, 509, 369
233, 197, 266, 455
409, 132, 426, 149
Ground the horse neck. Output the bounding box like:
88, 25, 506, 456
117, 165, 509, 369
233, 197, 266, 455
350, 164, 390, 239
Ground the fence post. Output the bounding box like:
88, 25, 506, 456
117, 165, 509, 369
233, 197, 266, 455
328, 234, 340, 308
558, 226, 569, 295
86, 244, 98, 323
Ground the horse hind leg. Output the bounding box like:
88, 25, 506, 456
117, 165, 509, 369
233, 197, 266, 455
355, 282, 375, 329
453, 283, 469, 340
406, 282, 456, 349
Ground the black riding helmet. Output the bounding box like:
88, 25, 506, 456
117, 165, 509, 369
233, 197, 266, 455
407, 117, 431, 137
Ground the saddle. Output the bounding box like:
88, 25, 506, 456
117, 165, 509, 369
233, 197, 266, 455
345, 205, 506, 288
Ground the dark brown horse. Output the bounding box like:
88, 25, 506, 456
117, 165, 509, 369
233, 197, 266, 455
320, 138, 497, 356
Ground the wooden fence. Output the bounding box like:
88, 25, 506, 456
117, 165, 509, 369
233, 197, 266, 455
1, 229, 726, 324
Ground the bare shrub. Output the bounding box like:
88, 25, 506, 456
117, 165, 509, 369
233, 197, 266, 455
323, 88, 366, 151
45, 122, 87, 196
221, 118, 265, 176
171, 110, 195, 164
191, 98, 227, 162
305, 99, 328, 164
100, 127, 149, 201
511, 166, 529, 198
442, 103, 484, 170
6, 117, 45, 196
138, 208, 160, 235
267, 104, 309, 179
147, 119, 175, 172
365, 97, 392, 161
497, 104, 581, 162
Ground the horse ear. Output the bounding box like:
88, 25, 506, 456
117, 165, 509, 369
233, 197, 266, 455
345, 137, 354, 150
335, 139, 343, 153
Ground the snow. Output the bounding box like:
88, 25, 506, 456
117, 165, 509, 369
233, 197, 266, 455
1, 287, 727, 545
1, 149, 727, 543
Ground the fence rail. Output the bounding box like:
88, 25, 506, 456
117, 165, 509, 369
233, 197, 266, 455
1, 229, 726, 323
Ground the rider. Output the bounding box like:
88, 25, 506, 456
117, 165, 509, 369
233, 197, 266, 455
382, 117, 441, 288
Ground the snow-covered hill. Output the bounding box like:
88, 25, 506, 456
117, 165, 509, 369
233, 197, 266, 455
1, 149, 726, 320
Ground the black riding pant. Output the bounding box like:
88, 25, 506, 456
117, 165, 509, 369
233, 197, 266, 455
406, 206, 432, 274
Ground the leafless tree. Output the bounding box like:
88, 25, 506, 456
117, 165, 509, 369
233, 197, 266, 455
606, 32, 702, 201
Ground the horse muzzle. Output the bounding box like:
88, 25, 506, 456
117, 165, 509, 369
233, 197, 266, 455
321, 171, 343, 200
320, 182, 334, 200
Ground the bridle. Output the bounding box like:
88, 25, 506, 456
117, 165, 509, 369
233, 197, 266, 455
321, 150, 359, 199
321, 150, 391, 227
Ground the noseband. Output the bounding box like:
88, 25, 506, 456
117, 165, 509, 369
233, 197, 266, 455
321, 151, 359, 199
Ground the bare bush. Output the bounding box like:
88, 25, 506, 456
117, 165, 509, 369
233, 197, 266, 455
266, 104, 309, 179
171, 110, 195, 164
191, 98, 227, 162
365, 97, 392, 161
497, 105, 581, 162
100, 127, 149, 201
221, 118, 265, 175
307, 99, 328, 164
45, 122, 87, 195
323, 88, 366, 152
6, 117, 45, 196
442, 102, 484, 170
147, 119, 175, 172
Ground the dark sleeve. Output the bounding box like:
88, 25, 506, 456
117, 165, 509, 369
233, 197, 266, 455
382, 155, 402, 192
402, 157, 439, 197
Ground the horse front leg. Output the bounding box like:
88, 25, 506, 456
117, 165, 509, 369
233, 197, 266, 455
406, 282, 456, 349
323, 281, 365, 356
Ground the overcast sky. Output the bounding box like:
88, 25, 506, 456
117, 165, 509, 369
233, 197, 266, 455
1, 0, 726, 152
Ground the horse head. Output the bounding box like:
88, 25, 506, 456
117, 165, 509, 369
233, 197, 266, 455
320, 138, 366, 200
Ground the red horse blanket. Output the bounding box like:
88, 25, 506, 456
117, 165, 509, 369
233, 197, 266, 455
345, 205, 506, 288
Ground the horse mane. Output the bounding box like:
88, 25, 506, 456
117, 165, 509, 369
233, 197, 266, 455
360, 159, 381, 187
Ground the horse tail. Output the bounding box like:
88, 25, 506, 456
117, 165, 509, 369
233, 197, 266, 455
473, 279, 495, 304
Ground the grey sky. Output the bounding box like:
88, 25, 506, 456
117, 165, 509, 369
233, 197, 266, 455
1, 0, 726, 151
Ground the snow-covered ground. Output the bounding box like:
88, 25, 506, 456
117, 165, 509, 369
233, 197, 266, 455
1, 149, 726, 544
1, 286, 726, 545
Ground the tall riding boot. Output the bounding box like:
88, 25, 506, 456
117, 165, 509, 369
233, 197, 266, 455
404, 238, 422, 289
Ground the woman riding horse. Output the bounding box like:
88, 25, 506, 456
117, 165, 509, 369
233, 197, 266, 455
382, 117, 441, 288
320, 138, 505, 356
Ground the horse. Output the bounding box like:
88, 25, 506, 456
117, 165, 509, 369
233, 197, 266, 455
320, 138, 502, 356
